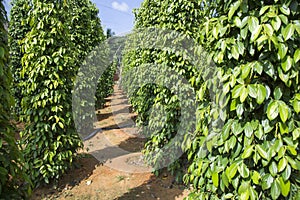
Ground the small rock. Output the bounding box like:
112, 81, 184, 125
146, 184, 151, 190
86, 180, 92, 185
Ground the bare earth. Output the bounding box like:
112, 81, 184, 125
31, 86, 189, 200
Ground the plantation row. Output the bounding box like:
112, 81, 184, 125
0, 0, 115, 198
122, 0, 300, 199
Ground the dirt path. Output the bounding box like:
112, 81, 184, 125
31, 86, 189, 200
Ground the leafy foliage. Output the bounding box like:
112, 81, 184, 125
184, 0, 300, 199
9, 0, 31, 117
95, 61, 116, 109
20, 0, 83, 186
122, 0, 203, 180
124, 0, 300, 199
15, 0, 111, 186
0, 0, 31, 198
69, 0, 109, 134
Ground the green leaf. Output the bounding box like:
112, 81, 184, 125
294, 49, 300, 63
267, 101, 279, 121
278, 158, 287, 172
227, 162, 239, 179
238, 180, 250, 194
282, 24, 295, 41
240, 86, 248, 103
232, 85, 243, 99
282, 164, 291, 181
264, 24, 274, 36
256, 145, 268, 160
248, 16, 259, 33
279, 177, 290, 197
279, 14, 288, 25
58, 122, 64, 129
231, 45, 239, 60
286, 156, 299, 170
221, 172, 229, 188
293, 97, 300, 113
280, 5, 290, 15
244, 122, 253, 138
251, 171, 261, 185
278, 101, 289, 123
237, 41, 245, 55
236, 104, 244, 117
271, 16, 281, 31
241, 63, 251, 79
281, 56, 293, 72
257, 84, 266, 104
271, 179, 281, 200
242, 145, 254, 159
262, 174, 273, 190
269, 161, 278, 177
240, 190, 250, 200
250, 25, 262, 42
238, 162, 250, 178
212, 172, 219, 187
254, 125, 264, 139
259, 6, 269, 16
231, 121, 243, 135
292, 128, 300, 140
278, 43, 288, 59
249, 186, 257, 200
278, 67, 290, 84
248, 84, 256, 98
228, 1, 241, 20
241, 27, 248, 39
224, 193, 234, 199
279, 122, 289, 134
254, 61, 263, 75
274, 87, 283, 100
287, 146, 297, 156
234, 17, 242, 28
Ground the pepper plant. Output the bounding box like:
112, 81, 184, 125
19, 0, 84, 186
184, 0, 300, 199
0, 0, 31, 198
9, 0, 31, 117
122, 0, 203, 181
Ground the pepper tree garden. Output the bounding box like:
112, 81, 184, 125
0, 0, 300, 199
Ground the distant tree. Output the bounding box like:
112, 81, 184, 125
106, 28, 115, 38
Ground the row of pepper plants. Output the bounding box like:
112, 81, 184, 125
1, 0, 115, 198
122, 0, 300, 199
0, 0, 30, 198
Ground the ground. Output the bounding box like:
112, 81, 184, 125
31, 86, 189, 200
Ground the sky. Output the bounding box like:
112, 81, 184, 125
94, 0, 144, 35
3, 0, 144, 36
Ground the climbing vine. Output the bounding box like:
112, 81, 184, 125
184, 0, 300, 199
123, 0, 300, 199
0, 0, 31, 198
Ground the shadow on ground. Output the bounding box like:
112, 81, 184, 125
115, 171, 188, 200
31, 154, 101, 199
